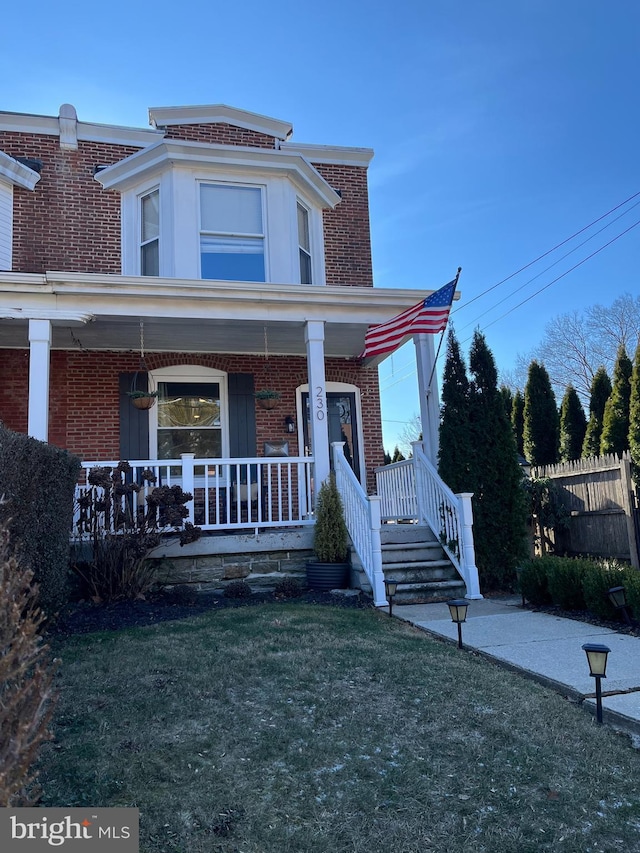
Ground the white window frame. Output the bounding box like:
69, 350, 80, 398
140, 187, 160, 276
198, 180, 268, 282
149, 366, 230, 478
297, 198, 312, 285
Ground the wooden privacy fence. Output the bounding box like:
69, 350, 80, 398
532, 452, 639, 569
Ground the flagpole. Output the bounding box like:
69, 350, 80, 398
425, 267, 461, 396
415, 267, 461, 463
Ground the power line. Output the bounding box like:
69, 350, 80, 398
455, 197, 640, 335
451, 188, 640, 316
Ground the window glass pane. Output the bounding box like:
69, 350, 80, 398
141, 190, 159, 242
297, 203, 310, 252
201, 184, 262, 234
141, 240, 159, 276
157, 429, 222, 459
201, 236, 265, 282
299, 248, 312, 285
158, 383, 220, 428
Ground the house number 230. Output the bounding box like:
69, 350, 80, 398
315, 385, 325, 421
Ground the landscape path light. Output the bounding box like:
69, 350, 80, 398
384, 579, 398, 618
607, 586, 632, 626
447, 599, 469, 649
581, 643, 611, 725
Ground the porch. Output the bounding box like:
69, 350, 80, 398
75, 443, 482, 606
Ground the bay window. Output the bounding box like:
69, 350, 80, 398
297, 201, 312, 284
140, 188, 159, 276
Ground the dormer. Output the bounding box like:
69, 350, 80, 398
0, 152, 40, 271
95, 105, 340, 284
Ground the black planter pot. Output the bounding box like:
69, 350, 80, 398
306, 560, 350, 591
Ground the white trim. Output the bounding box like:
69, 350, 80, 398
28, 318, 51, 441
148, 364, 229, 460
281, 142, 374, 167
0, 111, 161, 148
0, 152, 40, 190
148, 104, 292, 140
93, 140, 341, 209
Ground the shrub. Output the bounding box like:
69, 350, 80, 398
0, 514, 56, 806
313, 475, 348, 563
518, 557, 552, 605
224, 580, 252, 599
581, 559, 628, 620
0, 425, 80, 618
274, 577, 303, 599
623, 568, 640, 621
72, 463, 202, 602
546, 558, 588, 610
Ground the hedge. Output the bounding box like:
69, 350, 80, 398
0, 426, 80, 618
518, 554, 637, 621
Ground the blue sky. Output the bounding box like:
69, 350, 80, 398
2, 1, 639, 452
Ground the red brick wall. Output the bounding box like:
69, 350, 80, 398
0, 132, 139, 274
163, 123, 277, 149
313, 163, 373, 287
0, 349, 384, 492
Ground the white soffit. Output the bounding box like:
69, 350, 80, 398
0, 151, 40, 190
280, 142, 374, 168
148, 104, 293, 141
93, 140, 342, 208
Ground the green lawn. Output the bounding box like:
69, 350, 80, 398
39, 604, 640, 852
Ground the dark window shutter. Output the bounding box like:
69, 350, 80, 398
228, 373, 256, 458
119, 373, 149, 460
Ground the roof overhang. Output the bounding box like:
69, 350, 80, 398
93, 140, 342, 208
0, 151, 40, 190
0, 272, 457, 360
148, 104, 293, 140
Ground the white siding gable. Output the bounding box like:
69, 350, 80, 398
0, 180, 12, 271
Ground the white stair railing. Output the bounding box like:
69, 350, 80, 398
411, 442, 481, 599
331, 443, 387, 607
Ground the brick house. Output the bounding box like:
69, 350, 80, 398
0, 102, 480, 603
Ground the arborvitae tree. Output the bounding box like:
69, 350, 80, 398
499, 385, 513, 420
582, 366, 612, 457
438, 328, 473, 493
523, 361, 559, 466
511, 390, 525, 457
558, 385, 587, 461
391, 446, 405, 463
630, 340, 640, 478
467, 331, 527, 590
600, 344, 632, 456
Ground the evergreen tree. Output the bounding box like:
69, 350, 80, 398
582, 366, 612, 457
391, 446, 405, 463
499, 385, 513, 420
558, 385, 587, 461
467, 331, 527, 590
630, 339, 640, 478
523, 361, 559, 466
511, 390, 525, 457
600, 344, 632, 456
438, 329, 473, 493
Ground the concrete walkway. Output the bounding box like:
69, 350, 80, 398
393, 596, 640, 735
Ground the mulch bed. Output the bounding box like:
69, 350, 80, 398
49, 587, 375, 637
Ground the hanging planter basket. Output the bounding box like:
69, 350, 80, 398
127, 323, 159, 410
255, 390, 281, 410
129, 392, 158, 410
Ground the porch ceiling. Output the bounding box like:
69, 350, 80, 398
0, 272, 458, 359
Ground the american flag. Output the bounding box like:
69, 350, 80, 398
359, 278, 457, 360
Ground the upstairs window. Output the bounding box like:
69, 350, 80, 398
200, 183, 265, 282
140, 189, 159, 276
297, 201, 312, 284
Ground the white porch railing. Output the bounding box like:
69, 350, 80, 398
375, 441, 482, 599
332, 443, 386, 606
75, 454, 314, 535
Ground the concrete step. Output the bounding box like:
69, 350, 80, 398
383, 563, 456, 583
392, 579, 467, 604
382, 543, 447, 564
380, 524, 438, 545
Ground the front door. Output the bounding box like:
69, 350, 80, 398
302, 392, 361, 482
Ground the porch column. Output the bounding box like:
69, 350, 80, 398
28, 318, 51, 442
305, 320, 330, 486
414, 333, 440, 465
